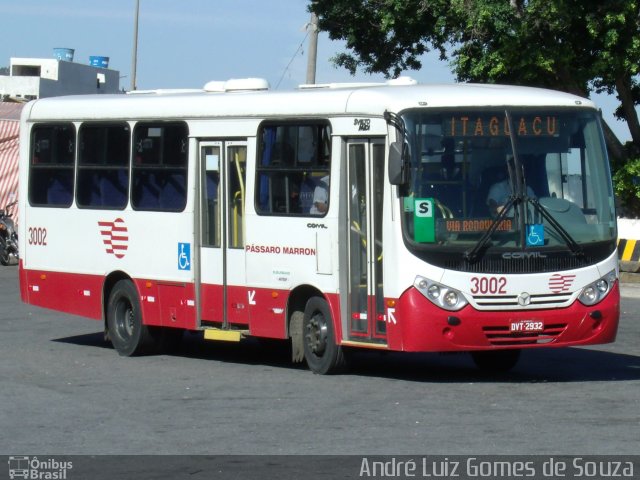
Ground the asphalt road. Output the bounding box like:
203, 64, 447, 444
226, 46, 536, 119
1, 266, 639, 456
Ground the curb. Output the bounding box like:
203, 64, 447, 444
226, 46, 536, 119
620, 271, 640, 284
620, 260, 640, 274
619, 259, 639, 284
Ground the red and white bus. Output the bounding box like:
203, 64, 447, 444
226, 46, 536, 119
18, 78, 620, 373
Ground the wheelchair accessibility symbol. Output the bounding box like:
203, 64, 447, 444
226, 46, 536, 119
178, 243, 191, 270
526, 224, 545, 247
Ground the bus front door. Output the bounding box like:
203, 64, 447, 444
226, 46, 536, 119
198, 140, 248, 329
345, 139, 387, 344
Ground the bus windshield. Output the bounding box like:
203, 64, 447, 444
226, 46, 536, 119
399, 108, 617, 271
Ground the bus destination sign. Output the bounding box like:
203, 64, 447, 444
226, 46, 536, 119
446, 115, 559, 137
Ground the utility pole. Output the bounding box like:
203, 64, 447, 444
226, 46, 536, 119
131, 0, 140, 91
305, 12, 318, 85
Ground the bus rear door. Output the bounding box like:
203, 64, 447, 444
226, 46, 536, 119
198, 140, 248, 330
343, 139, 387, 344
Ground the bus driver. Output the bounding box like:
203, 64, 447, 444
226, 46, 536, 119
486, 168, 534, 217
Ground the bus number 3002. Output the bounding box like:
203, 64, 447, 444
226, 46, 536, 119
28, 227, 48, 246
470, 276, 507, 294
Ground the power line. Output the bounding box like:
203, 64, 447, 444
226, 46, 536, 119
275, 29, 310, 90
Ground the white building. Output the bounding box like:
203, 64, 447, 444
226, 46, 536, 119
0, 57, 120, 101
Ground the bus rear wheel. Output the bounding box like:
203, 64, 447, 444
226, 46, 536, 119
107, 279, 153, 356
303, 297, 347, 374
471, 349, 521, 372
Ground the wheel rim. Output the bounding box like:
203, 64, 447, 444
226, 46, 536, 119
114, 297, 135, 340
305, 311, 328, 357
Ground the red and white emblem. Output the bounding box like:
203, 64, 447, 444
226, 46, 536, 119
548, 273, 576, 293
98, 218, 129, 259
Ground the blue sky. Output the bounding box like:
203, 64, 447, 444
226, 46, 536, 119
0, 0, 631, 141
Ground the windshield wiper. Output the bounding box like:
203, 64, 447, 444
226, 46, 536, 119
464, 194, 521, 263
527, 197, 584, 257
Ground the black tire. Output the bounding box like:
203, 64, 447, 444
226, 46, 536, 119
471, 349, 521, 372
303, 296, 347, 374
0, 235, 9, 266
107, 279, 154, 356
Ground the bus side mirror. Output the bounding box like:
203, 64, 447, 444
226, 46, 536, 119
389, 141, 409, 185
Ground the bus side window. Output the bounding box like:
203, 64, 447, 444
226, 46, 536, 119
132, 122, 188, 212
255, 122, 331, 216
77, 123, 130, 209
100, 170, 128, 208
133, 171, 160, 208
46, 172, 74, 205
159, 172, 186, 209
29, 123, 75, 207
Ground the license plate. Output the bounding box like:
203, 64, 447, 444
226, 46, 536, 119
510, 320, 544, 333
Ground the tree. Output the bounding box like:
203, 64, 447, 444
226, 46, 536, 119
309, 0, 640, 160
309, 0, 640, 214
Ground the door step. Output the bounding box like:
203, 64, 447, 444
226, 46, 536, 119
341, 340, 388, 349
203, 328, 249, 342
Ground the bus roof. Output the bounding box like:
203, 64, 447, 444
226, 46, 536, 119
23, 82, 595, 122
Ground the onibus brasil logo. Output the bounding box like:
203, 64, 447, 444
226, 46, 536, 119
8, 456, 72, 479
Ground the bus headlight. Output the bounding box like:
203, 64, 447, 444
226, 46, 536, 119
578, 270, 617, 306
414, 276, 468, 311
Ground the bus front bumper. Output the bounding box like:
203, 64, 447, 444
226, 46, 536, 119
387, 282, 620, 352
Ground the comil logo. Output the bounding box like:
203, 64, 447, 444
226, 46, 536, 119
98, 218, 129, 259
8, 456, 72, 479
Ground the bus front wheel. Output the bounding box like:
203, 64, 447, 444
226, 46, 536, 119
303, 297, 347, 374
107, 279, 153, 356
471, 349, 521, 372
